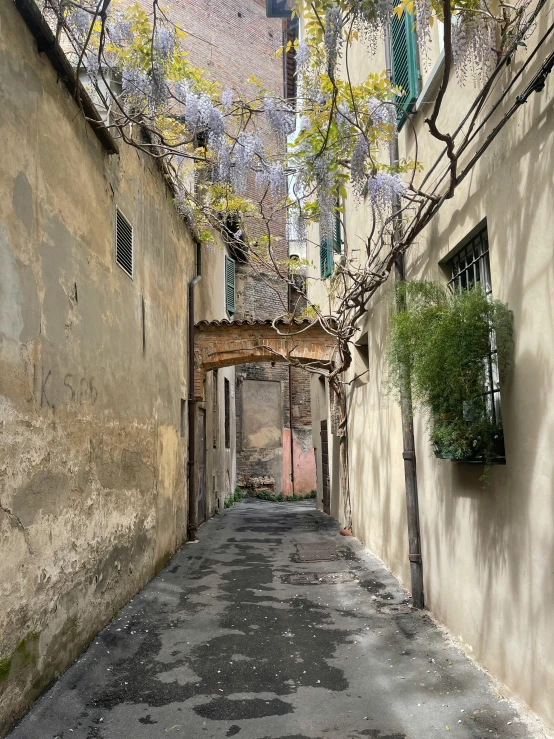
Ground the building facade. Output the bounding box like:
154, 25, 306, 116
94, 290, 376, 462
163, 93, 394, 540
304, 6, 554, 730
158, 0, 316, 496
0, 0, 236, 732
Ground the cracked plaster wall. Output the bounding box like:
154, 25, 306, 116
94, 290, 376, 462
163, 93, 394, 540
0, 2, 228, 733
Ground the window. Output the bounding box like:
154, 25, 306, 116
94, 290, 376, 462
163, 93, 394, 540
320, 238, 333, 279
319, 198, 341, 278
447, 225, 503, 444
115, 207, 133, 277
193, 129, 214, 191
225, 256, 236, 314
180, 398, 186, 438
265, 0, 293, 18
224, 378, 231, 449
283, 19, 298, 103
224, 215, 248, 263
212, 370, 218, 449
390, 11, 420, 130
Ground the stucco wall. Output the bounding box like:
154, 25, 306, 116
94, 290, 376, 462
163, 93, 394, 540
305, 6, 554, 728
399, 21, 554, 723
0, 2, 230, 733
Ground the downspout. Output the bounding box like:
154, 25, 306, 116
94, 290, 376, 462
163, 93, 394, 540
187, 271, 202, 541
287, 281, 295, 494
384, 26, 425, 609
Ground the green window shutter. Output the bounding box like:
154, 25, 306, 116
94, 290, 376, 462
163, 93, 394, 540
225, 255, 236, 314
333, 198, 342, 254
391, 11, 419, 130
320, 238, 333, 279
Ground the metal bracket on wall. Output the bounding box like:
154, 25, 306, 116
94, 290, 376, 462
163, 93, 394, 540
409, 553, 422, 564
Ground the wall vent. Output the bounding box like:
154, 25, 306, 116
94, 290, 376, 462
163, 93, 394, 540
116, 208, 133, 277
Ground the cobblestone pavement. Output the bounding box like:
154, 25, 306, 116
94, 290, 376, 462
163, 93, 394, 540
9, 500, 543, 738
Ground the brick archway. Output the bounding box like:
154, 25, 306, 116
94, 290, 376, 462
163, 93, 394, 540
193, 319, 336, 399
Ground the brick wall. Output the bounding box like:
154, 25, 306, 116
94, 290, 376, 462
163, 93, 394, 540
160, 0, 314, 492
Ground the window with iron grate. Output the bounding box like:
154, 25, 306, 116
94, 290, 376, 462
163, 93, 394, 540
448, 226, 504, 451
115, 207, 133, 278
390, 11, 420, 130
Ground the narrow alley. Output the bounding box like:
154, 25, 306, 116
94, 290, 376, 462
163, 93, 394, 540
8, 501, 539, 739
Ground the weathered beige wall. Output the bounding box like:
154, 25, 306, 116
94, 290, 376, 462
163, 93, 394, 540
306, 6, 554, 728
0, 1, 231, 733
399, 16, 554, 723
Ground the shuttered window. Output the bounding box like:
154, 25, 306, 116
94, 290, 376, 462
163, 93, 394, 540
320, 197, 341, 278
225, 255, 236, 314
283, 19, 298, 103
115, 208, 133, 277
320, 239, 333, 279
333, 197, 342, 254
391, 11, 419, 130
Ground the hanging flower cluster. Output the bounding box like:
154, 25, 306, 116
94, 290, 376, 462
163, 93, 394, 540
366, 172, 406, 212
324, 6, 343, 75
452, 10, 496, 82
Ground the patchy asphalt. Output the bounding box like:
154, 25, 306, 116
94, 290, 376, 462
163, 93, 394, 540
9, 500, 539, 739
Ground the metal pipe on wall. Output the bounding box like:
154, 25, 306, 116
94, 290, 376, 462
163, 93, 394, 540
187, 270, 202, 542
384, 25, 425, 609
288, 281, 295, 494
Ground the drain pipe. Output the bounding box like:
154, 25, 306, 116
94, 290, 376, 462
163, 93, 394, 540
287, 280, 295, 494
384, 26, 424, 609
187, 270, 202, 542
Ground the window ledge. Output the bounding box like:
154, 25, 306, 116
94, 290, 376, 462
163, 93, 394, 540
414, 50, 445, 113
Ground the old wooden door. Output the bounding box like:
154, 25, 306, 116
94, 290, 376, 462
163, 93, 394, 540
197, 409, 206, 524
320, 420, 330, 515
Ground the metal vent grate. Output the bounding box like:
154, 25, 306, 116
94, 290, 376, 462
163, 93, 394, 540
116, 208, 133, 277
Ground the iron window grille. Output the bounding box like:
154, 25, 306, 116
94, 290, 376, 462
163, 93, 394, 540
447, 226, 504, 452
115, 207, 133, 278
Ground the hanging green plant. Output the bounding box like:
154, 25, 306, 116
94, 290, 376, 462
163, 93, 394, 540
386, 281, 513, 473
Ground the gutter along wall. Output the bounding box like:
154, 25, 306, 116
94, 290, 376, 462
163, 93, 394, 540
0, 0, 230, 732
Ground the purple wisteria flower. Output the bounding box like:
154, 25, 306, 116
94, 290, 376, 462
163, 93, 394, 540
295, 40, 310, 69
108, 15, 133, 46
221, 88, 234, 109
367, 172, 406, 212
154, 28, 174, 59
324, 6, 342, 73
350, 135, 368, 198
263, 97, 295, 138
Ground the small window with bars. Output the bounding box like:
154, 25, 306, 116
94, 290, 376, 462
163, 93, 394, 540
447, 226, 504, 450
115, 207, 133, 278
225, 255, 236, 315
390, 10, 420, 130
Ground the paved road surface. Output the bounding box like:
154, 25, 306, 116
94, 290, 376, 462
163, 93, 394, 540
9, 500, 539, 738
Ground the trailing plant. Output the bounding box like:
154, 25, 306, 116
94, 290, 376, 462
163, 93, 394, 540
255, 490, 317, 502
386, 281, 513, 474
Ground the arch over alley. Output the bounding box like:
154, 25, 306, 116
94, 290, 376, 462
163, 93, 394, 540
193, 318, 337, 400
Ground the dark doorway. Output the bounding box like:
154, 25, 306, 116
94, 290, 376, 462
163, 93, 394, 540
320, 420, 330, 515
197, 409, 206, 524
